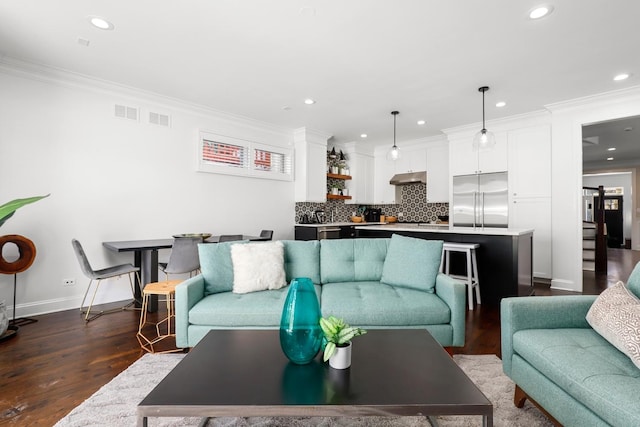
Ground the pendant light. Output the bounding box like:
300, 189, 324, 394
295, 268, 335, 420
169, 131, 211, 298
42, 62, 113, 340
386, 111, 401, 161
472, 86, 496, 151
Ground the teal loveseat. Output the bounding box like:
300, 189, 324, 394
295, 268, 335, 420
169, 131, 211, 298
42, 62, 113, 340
501, 264, 640, 426
176, 236, 466, 349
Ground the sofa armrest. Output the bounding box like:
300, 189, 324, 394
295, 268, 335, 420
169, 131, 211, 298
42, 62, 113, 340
175, 274, 206, 348
500, 295, 597, 376
435, 272, 466, 347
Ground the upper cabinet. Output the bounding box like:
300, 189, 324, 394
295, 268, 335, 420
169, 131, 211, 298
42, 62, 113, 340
508, 125, 551, 198
394, 147, 427, 173
449, 132, 508, 176
426, 143, 449, 203
373, 152, 397, 204
294, 128, 331, 203
345, 152, 374, 204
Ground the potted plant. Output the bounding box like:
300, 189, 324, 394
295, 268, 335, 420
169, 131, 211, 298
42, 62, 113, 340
320, 315, 366, 369
0, 195, 49, 229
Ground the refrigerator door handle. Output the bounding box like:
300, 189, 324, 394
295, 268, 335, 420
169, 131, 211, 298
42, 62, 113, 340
481, 192, 485, 228
473, 191, 477, 228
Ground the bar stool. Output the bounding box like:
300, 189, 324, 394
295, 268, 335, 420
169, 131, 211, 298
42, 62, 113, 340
137, 280, 182, 353
440, 242, 481, 310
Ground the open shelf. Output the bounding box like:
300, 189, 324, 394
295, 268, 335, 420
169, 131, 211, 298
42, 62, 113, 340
327, 194, 352, 200
327, 173, 352, 180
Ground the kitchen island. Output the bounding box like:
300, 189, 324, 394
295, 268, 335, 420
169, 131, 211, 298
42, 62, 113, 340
356, 224, 534, 304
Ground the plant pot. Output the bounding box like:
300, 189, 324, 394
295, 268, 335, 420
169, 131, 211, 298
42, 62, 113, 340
329, 342, 352, 369
330, 166, 339, 174
331, 188, 339, 195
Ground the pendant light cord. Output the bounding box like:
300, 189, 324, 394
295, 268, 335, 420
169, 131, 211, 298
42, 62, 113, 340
393, 114, 397, 147
482, 89, 486, 130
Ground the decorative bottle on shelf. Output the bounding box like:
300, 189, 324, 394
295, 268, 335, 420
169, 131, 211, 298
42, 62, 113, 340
279, 277, 322, 364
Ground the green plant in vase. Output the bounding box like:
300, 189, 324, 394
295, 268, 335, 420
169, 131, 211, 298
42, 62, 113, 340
320, 315, 366, 362
0, 194, 50, 229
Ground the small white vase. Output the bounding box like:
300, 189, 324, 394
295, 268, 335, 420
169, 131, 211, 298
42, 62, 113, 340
329, 342, 352, 369
330, 166, 339, 174
331, 188, 339, 195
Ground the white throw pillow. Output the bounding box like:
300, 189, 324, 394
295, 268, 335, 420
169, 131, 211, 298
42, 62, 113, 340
230, 241, 287, 294
586, 281, 640, 369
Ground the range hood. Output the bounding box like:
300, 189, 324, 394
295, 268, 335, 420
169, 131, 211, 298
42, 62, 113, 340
389, 171, 426, 185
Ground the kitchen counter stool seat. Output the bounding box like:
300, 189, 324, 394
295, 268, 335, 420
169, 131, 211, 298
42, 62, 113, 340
137, 280, 182, 353
440, 242, 481, 310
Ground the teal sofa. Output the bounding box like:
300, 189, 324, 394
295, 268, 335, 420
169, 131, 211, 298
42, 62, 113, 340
176, 237, 466, 349
501, 264, 640, 426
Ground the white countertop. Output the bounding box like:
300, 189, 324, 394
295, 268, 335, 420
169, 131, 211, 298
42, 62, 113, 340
356, 223, 534, 236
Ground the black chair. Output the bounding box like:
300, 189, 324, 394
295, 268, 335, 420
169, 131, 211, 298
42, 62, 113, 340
259, 230, 273, 240
218, 235, 243, 243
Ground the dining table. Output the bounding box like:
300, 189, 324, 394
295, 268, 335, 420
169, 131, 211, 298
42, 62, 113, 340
103, 235, 269, 311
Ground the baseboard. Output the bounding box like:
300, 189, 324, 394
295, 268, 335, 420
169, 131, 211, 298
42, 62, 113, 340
7, 296, 80, 318
550, 278, 579, 292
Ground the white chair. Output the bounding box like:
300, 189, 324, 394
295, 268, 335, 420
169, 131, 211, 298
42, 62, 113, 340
72, 239, 140, 322
440, 242, 481, 310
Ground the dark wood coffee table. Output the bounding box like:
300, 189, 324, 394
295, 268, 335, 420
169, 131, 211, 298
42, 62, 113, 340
137, 329, 493, 426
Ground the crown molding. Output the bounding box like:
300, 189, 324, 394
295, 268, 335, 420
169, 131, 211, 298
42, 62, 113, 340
0, 55, 295, 138
545, 85, 640, 113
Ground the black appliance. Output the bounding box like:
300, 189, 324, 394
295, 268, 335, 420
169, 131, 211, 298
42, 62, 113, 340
364, 208, 381, 222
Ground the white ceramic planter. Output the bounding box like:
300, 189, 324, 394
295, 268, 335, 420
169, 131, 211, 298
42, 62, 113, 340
330, 166, 339, 174
329, 342, 352, 369
331, 188, 339, 195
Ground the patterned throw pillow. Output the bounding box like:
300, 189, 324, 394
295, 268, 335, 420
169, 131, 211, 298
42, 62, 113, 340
586, 281, 640, 369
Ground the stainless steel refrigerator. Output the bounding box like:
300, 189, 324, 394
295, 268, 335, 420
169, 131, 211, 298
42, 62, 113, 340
452, 172, 508, 228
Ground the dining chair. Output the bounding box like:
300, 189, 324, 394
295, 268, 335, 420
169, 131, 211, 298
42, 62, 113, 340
72, 238, 140, 322
158, 236, 201, 280
218, 235, 243, 242
259, 230, 273, 240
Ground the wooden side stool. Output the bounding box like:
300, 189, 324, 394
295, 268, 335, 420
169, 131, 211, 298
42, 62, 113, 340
137, 280, 182, 353
440, 242, 481, 310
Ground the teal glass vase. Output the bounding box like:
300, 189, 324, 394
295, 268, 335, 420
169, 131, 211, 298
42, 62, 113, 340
279, 277, 322, 364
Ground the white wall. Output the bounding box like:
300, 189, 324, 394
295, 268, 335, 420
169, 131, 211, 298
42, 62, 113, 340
548, 86, 640, 292
0, 63, 297, 317
583, 173, 633, 245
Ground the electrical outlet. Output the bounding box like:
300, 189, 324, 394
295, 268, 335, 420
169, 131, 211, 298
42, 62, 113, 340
63, 278, 75, 286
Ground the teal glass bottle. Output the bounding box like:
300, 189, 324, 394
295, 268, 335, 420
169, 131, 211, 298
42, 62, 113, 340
279, 277, 322, 364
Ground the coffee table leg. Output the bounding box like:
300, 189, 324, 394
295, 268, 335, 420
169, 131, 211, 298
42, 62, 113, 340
198, 417, 210, 427
483, 414, 493, 427
137, 415, 147, 427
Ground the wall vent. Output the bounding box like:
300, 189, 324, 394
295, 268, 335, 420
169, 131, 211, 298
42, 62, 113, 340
115, 104, 139, 121
149, 112, 171, 127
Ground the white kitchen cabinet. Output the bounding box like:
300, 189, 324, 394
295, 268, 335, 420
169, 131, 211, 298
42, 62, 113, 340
294, 129, 329, 202
508, 125, 551, 198
426, 143, 449, 203
510, 197, 552, 279
345, 152, 374, 204
449, 132, 508, 176
395, 147, 427, 173
374, 154, 397, 204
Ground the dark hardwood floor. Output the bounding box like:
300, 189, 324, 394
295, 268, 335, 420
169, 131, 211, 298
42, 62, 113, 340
2, 248, 639, 425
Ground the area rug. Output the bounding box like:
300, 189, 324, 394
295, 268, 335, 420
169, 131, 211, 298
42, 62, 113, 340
55, 354, 553, 427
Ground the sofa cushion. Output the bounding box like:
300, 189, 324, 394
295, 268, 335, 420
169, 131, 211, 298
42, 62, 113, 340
282, 240, 321, 284
320, 239, 389, 284
199, 241, 248, 295
189, 284, 322, 327
380, 234, 442, 293
627, 262, 640, 299
320, 281, 450, 326
513, 328, 640, 427
586, 281, 640, 368
230, 241, 286, 294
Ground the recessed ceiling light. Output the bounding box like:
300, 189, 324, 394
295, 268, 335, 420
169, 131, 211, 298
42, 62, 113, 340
88, 16, 114, 30
607, 147, 616, 151
529, 5, 553, 20
496, 101, 506, 108
304, 99, 315, 105
417, 120, 426, 125
360, 134, 368, 138
607, 157, 614, 161
613, 73, 630, 81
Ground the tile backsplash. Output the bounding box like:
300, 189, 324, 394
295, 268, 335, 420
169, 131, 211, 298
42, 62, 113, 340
295, 183, 449, 223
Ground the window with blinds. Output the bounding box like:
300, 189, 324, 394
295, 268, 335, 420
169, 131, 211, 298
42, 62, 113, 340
198, 131, 293, 181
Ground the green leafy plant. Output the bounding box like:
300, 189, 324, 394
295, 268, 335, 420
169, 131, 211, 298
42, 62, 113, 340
319, 315, 366, 362
0, 194, 50, 228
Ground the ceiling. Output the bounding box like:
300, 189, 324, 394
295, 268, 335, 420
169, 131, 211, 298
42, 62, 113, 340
583, 116, 640, 172
0, 1, 639, 149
